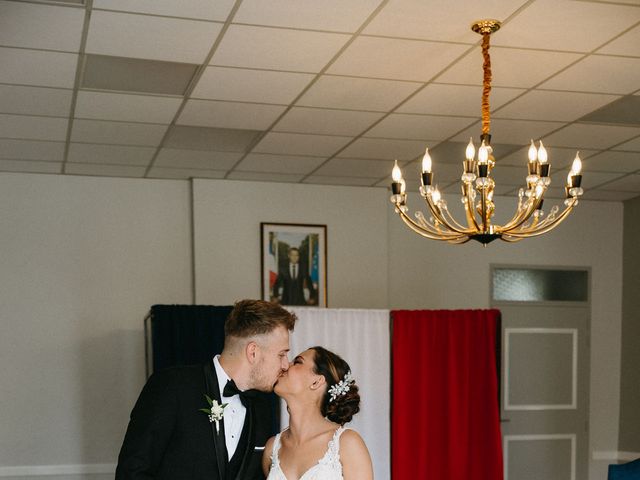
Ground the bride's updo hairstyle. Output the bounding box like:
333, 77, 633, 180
310, 346, 360, 425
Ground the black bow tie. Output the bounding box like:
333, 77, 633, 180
223, 379, 257, 407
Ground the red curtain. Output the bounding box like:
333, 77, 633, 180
391, 309, 503, 480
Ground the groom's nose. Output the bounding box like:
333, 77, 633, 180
280, 356, 290, 371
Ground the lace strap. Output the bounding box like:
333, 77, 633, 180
271, 432, 283, 464
326, 426, 348, 459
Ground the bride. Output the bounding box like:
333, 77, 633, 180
262, 346, 373, 479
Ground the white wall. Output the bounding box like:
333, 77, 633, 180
0, 173, 192, 473
192, 179, 389, 308
387, 192, 623, 480
0, 174, 624, 480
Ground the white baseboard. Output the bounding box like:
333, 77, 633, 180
592, 451, 640, 462
0, 464, 116, 477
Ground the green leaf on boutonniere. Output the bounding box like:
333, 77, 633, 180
204, 394, 214, 407
199, 408, 211, 414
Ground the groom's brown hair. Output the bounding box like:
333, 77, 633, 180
224, 299, 296, 338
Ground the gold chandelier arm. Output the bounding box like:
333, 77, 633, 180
463, 184, 481, 231
395, 206, 468, 241
504, 198, 578, 238
440, 203, 475, 233
423, 195, 472, 235
497, 193, 543, 233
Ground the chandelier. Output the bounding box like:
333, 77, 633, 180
389, 20, 584, 245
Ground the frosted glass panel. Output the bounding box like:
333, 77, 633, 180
493, 268, 588, 302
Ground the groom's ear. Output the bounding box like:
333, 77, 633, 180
245, 341, 258, 364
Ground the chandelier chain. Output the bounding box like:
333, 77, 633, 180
481, 33, 492, 136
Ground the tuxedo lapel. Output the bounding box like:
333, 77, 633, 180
204, 361, 227, 480
233, 401, 256, 480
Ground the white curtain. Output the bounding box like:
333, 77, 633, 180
282, 307, 391, 480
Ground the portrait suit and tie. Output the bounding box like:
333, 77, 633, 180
273, 247, 315, 306
115, 300, 297, 480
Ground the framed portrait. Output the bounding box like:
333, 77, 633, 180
261, 222, 327, 307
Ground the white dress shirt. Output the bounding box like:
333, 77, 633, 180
213, 355, 247, 459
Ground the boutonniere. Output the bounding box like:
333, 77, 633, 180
199, 395, 227, 433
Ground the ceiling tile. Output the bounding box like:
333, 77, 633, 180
327, 37, 469, 82
540, 55, 640, 94
211, 25, 349, 72
498, 146, 598, 170
0, 139, 66, 161
226, 171, 305, 183
0, 114, 68, 141
253, 132, 352, 157
67, 143, 155, 165
579, 95, 640, 126
437, 47, 582, 88
338, 138, 425, 161
0, 159, 61, 174
304, 175, 378, 186
65, 163, 146, 177
543, 124, 640, 149
154, 149, 242, 170
596, 173, 640, 191
0, 85, 72, 117
598, 24, 640, 57
273, 107, 384, 136
71, 119, 168, 146
164, 126, 262, 152
613, 136, 640, 152
584, 151, 640, 173
86, 10, 222, 63
397, 84, 524, 116
494, 90, 621, 122
147, 167, 227, 180
235, 153, 325, 174
192, 67, 314, 104
451, 119, 565, 145
178, 100, 286, 130
75, 91, 181, 124
365, 114, 474, 141
494, 0, 640, 52
0, 47, 77, 88
363, 0, 524, 42
82, 54, 198, 95
297, 75, 421, 111
583, 189, 639, 201
313, 157, 398, 178
93, 0, 234, 21
234, 0, 382, 32
492, 165, 534, 186
0, 2, 84, 52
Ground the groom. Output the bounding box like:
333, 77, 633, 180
116, 300, 297, 480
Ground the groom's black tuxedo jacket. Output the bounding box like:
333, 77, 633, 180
116, 360, 271, 480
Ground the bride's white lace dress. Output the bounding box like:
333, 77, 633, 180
266, 426, 347, 480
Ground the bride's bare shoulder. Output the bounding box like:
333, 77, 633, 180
340, 430, 373, 479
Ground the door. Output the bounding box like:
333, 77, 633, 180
491, 267, 590, 480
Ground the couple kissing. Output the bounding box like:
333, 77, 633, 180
116, 299, 373, 480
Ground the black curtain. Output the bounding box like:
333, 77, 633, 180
147, 304, 280, 434
149, 304, 231, 372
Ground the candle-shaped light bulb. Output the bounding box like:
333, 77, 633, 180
571, 152, 582, 175
478, 140, 489, 164
528, 139, 537, 163
465, 138, 475, 161
392, 160, 402, 182
538, 141, 548, 164
421, 148, 432, 173
431, 187, 441, 204
567, 171, 572, 185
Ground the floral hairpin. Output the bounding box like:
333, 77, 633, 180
328, 371, 355, 402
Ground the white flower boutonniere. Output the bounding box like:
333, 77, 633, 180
199, 394, 227, 433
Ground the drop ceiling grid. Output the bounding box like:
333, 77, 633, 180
0, 0, 637, 199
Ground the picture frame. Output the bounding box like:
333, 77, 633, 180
261, 222, 327, 307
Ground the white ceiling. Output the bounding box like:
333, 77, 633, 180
0, 0, 639, 202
